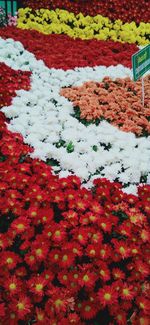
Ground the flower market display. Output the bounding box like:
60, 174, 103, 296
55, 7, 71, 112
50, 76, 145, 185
0, 1, 150, 325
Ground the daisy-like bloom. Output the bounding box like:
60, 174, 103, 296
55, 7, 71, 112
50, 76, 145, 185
13, 295, 32, 319
98, 217, 112, 233
128, 210, 147, 226
72, 228, 89, 245
120, 283, 135, 300
32, 244, 49, 261
79, 271, 97, 288
63, 242, 83, 257
1, 251, 20, 270
28, 276, 47, 296
140, 228, 150, 242
90, 201, 104, 214
57, 271, 70, 286
24, 252, 36, 267
86, 244, 97, 258
97, 261, 111, 282
47, 292, 68, 314
118, 221, 132, 237
135, 261, 149, 277
90, 231, 103, 245
112, 239, 130, 259
80, 301, 98, 320
5, 276, 21, 296
48, 249, 61, 264
136, 296, 150, 315
97, 243, 112, 260
11, 217, 30, 234
112, 268, 125, 281
112, 308, 127, 325
59, 251, 74, 268
35, 307, 49, 323
62, 210, 78, 226
98, 285, 118, 307
38, 208, 54, 224
52, 227, 66, 243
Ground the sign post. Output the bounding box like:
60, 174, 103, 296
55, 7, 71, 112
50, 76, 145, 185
132, 44, 150, 107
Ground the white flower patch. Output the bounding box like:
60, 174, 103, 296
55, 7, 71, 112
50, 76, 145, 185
0, 37, 150, 194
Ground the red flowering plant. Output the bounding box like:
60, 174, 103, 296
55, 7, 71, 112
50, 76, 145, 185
0, 63, 150, 324
0, 27, 139, 70
22, 0, 150, 23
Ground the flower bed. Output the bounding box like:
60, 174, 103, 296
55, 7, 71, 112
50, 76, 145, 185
21, 0, 150, 24
0, 11, 150, 325
0, 60, 150, 323
0, 27, 138, 69
0, 35, 150, 193
17, 8, 150, 45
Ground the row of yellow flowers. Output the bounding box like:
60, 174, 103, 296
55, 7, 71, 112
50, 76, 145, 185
17, 8, 150, 46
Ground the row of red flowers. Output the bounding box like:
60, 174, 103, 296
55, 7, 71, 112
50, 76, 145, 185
0, 27, 138, 70
0, 61, 150, 324
22, 0, 150, 23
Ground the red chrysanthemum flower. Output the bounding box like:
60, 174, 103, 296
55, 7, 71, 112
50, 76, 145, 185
48, 249, 61, 264
90, 201, 104, 214
129, 210, 146, 226
72, 228, 89, 245
1, 251, 20, 270
35, 307, 49, 323
24, 252, 36, 267
33, 244, 49, 261
98, 217, 112, 233
114, 311, 127, 324
5, 276, 21, 296
98, 285, 118, 307
140, 228, 150, 242
62, 210, 79, 226
135, 261, 149, 277
97, 243, 112, 260
120, 283, 135, 300
112, 268, 125, 281
63, 242, 83, 257
11, 217, 30, 234
86, 244, 97, 258
90, 231, 103, 244
80, 301, 98, 320
136, 296, 150, 315
59, 251, 74, 268
52, 228, 66, 243
58, 271, 70, 286
28, 276, 47, 296
12, 295, 32, 319
98, 261, 111, 282
112, 239, 130, 259
79, 271, 97, 288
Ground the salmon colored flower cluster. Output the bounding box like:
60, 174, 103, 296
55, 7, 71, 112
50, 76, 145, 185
0, 61, 150, 324
61, 76, 150, 136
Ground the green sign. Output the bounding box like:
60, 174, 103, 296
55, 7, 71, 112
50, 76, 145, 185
132, 44, 150, 81
0, 1, 17, 16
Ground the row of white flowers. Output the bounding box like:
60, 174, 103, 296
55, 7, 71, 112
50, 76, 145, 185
0, 37, 150, 194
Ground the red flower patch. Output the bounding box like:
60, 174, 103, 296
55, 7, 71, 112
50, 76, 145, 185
0, 27, 138, 70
